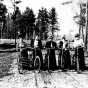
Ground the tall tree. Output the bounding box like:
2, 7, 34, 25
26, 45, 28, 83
73, 3, 86, 40
12, 7, 21, 39
36, 7, 49, 39
0, 3, 7, 38
19, 7, 36, 39
3, 13, 14, 39
49, 7, 58, 33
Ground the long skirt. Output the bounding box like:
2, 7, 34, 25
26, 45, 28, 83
45, 49, 56, 70
75, 47, 85, 70
63, 49, 71, 69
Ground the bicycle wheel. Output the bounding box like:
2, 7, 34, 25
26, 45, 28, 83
75, 48, 80, 74
34, 56, 41, 72
47, 56, 50, 71
61, 55, 63, 69
18, 57, 23, 74
76, 56, 80, 74
72, 54, 76, 69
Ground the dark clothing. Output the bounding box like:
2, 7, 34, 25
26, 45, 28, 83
59, 40, 71, 69
31, 39, 42, 49
63, 49, 71, 69
59, 41, 63, 48
75, 47, 85, 70
46, 41, 57, 70
31, 39, 43, 69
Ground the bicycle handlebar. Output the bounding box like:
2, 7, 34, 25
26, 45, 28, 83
18, 46, 84, 51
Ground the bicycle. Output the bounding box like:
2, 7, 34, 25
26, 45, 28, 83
18, 47, 42, 74
17, 44, 27, 74
60, 47, 72, 71
32, 47, 41, 73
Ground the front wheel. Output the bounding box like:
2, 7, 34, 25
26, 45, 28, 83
34, 56, 41, 72
76, 57, 80, 74
18, 58, 23, 74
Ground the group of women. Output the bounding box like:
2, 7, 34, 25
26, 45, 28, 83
17, 33, 85, 71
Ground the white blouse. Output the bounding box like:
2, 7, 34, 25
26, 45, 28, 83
74, 39, 84, 48
61, 39, 67, 48
34, 40, 38, 47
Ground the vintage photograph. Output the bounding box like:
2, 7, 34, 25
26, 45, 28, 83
0, 0, 88, 88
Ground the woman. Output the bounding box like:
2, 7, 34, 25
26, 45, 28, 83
59, 35, 71, 71
46, 35, 57, 70
31, 34, 43, 70
74, 34, 85, 71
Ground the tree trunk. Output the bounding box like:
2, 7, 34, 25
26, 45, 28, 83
82, 25, 84, 42
26, 27, 28, 39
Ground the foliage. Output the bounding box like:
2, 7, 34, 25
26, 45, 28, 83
36, 7, 49, 39
73, 3, 87, 26
3, 6, 59, 39
0, 3, 7, 38
18, 7, 36, 39
11, 7, 21, 39
49, 7, 58, 30
0, 3, 7, 22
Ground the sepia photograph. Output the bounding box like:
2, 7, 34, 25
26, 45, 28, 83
0, 0, 88, 88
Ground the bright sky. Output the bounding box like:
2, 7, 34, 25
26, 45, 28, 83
2, 0, 86, 36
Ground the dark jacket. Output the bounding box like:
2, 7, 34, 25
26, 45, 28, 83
46, 41, 57, 48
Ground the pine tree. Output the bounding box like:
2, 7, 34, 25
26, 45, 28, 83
36, 7, 49, 39
49, 7, 58, 33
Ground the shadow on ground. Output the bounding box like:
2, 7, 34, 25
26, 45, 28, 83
0, 43, 16, 53
0, 43, 16, 49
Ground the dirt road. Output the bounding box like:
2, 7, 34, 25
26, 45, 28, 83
0, 52, 88, 88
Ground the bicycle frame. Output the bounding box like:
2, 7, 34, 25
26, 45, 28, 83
28, 47, 41, 72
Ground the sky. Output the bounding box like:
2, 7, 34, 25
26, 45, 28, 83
1, 0, 85, 36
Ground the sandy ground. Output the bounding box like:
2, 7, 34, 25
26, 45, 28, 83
0, 52, 88, 88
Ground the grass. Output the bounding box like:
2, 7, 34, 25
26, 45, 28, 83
0, 50, 88, 78
0, 52, 16, 78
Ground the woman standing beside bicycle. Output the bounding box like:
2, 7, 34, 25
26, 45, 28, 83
46, 34, 57, 70
74, 34, 85, 71
60, 35, 71, 71
16, 34, 27, 58
31, 34, 43, 70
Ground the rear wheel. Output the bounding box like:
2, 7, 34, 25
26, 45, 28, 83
47, 56, 50, 71
34, 56, 41, 72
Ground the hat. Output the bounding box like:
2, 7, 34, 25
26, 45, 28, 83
62, 35, 66, 39
35, 33, 39, 36
75, 34, 79, 38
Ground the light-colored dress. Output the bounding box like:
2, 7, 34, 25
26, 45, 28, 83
73, 38, 85, 70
